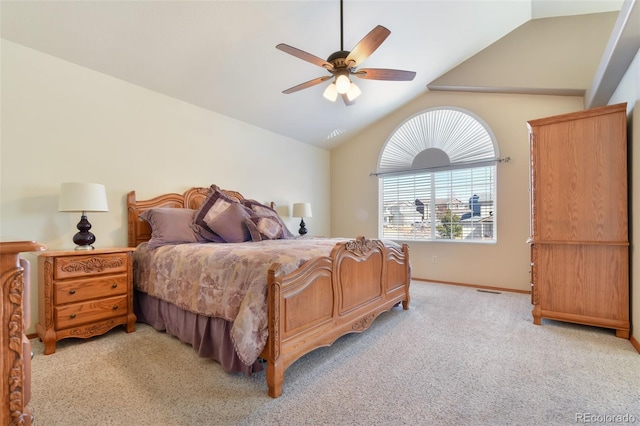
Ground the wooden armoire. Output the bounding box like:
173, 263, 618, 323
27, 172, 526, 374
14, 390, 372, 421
527, 102, 629, 338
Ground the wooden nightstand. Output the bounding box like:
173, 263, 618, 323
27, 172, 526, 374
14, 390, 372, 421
36, 247, 136, 354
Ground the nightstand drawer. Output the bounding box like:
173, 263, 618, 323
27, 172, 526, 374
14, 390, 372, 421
54, 274, 128, 304
54, 253, 129, 280
54, 295, 128, 329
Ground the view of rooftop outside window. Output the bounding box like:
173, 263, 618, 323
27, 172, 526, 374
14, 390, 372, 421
381, 165, 495, 241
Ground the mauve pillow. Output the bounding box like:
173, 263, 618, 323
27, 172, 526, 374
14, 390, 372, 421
139, 208, 208, 249
244, 214, 283, 242
206, 201, 252, 243
191, 185, 242, 242
242, 199, 294, 239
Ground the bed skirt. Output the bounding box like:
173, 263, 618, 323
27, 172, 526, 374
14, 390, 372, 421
133, 290, 263, 376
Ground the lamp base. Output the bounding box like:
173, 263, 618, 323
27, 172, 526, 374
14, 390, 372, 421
72, 213, 97, 250
298, 218, 308, 236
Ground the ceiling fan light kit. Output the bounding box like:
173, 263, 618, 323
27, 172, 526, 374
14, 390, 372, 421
335, 72, 352, 94
345, 82, 361, 101
277, 0, 415, 106
323, 83, 339, 102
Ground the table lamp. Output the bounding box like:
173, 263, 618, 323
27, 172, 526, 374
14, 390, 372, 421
58, 182, 109, 250
292, 202, 312, 236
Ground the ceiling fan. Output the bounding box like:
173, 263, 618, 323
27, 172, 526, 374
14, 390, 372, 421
276, 0, 416, 106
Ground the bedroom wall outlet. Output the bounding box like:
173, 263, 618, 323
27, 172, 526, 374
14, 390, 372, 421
432, 256, 438, 264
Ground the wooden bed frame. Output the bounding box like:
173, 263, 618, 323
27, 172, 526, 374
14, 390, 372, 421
127, 187, 410, 398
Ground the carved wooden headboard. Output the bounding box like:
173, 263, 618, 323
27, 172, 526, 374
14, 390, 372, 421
126, 186, 245, 248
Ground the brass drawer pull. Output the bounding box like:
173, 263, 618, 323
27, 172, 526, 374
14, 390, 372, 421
70, 313, 76, 319
113, 305, 119, 310
112, 283, 118, 289
69, 289, 76, 295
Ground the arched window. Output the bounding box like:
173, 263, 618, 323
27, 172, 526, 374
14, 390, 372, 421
377, 107, 499, 242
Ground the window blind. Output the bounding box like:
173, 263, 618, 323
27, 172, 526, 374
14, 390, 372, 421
381, 164, 496, 241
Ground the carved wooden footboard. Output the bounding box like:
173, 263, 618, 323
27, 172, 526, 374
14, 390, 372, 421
264, 236, 410, 398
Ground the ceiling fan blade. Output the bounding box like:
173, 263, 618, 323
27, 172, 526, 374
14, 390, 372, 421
354, 68, 416, 81
276, 44, 333, 70
282, 76, 332, 94
345, 25, 390, 68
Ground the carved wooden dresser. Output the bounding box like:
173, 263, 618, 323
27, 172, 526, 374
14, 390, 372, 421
1, 241, 46, 426
36, 247, 136, 355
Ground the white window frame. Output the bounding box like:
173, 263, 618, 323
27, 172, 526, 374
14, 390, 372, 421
376, 107, 499, 243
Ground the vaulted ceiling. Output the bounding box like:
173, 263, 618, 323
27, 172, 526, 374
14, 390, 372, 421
0, 1, 624, 149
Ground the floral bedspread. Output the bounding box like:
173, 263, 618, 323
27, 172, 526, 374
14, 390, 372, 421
133, 237, 352, 366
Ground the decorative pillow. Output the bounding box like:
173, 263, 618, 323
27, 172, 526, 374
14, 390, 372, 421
206, 201, 252, 243
191, 185, 244, 242
242, 199, 294, 239
139, 208, 208, 249
244, 214, 283, 242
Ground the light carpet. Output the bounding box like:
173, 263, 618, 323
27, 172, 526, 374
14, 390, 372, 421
29, 282, 640, 425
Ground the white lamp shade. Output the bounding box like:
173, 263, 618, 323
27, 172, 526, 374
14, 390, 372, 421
292, 202, 312, 218
58, 182, 109, 212
275, 205, 290, 217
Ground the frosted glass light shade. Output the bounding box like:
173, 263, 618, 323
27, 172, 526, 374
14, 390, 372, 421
346, 82, 361, 101
323, 83, 339, 102
335, 73, 351, 94
292, 202, 312, 218
58, 182, 109, 212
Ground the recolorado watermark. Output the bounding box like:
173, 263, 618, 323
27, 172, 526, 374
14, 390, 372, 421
576, 413, 637, 423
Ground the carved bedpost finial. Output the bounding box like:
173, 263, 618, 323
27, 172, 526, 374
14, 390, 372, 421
344, 236, 375, 256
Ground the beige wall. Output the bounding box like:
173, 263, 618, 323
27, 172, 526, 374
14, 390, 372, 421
0, 40, 331, 334
609, 49, 640, 345
331, 91, 584, 291
428, 12, 618, 94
